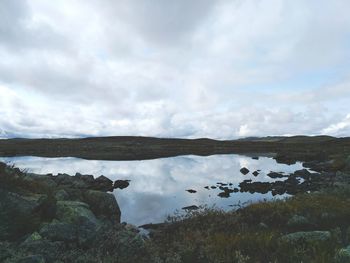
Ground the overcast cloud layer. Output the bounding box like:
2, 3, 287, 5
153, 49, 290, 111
0, 0, 350, 139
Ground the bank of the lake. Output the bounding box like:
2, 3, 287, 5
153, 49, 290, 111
1, 152, 350, 262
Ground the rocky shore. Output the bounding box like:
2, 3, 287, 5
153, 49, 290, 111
1, 150, 350, 262
0, 162, 146, 263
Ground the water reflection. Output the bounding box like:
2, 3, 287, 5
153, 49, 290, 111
0, 155, 304, 225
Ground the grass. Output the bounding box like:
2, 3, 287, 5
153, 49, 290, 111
146, 187, 350, 263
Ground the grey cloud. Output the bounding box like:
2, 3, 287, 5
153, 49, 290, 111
0, 0, 66, 51
0, 0, 349, 139
100, 0, 218, 46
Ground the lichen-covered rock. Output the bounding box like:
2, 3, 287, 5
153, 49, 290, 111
280, 231, 331, 244
83, 190, 121, 224
56, 201, 97, 225
55, 201, 101, 246
23, 232, 42, 244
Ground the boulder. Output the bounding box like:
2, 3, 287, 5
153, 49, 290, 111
55, 201, 100, 246
280, 231, 331, 244
39, 222, 77, 242
56, 201, 98, 225
83, 190, 121, 224
114, 180, 130, 189
93, 176, 113, 191
75, 173, 94, 185
0, 189, 43, 240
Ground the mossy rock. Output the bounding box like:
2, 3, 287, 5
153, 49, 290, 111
56, 201, 97, 225
280, 231, 331, 244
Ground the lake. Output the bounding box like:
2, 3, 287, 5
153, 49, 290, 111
0, 154, 305, 226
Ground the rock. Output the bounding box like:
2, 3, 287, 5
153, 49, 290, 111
280, 231, 331, 244
252, 171, 259, 176
23, 173, 58, 190
267, 172, 285, 178
75, 173, 94, 184
335, 245, 350, 263
252, 157, 259, 160
204, 186, 209, 190
182, 205, 199, 210
114, 180, 130, 189
39, 222, 77, 242
287, 215, 311, 229
23, 232, 42, 244
0, 189, 43, 240
218, 191, 230, 198
93, 176, 113, 191
54, 174, 72, 185
186, 189, 197, 193
56, 201, 98, 226
239, 181, 271, 194
83, 190, 121, 224
55, 201, 101, 246
240, 167, 250, 175
54, 189, 69, 201
16, 255, 45, 263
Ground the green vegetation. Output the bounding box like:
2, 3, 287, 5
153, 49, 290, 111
146, 188, 350, 263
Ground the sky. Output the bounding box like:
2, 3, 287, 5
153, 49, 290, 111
0, 0, 350, 139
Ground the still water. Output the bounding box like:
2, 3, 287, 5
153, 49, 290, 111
0, 155, 304, 226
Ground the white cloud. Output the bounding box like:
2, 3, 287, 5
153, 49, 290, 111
0, 0, 349, 138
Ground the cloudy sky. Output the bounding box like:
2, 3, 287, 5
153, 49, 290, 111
1, 0, 350, 139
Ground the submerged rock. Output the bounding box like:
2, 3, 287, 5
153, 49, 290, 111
240, 167, 250, 175
182, 205, 199, 210
267, 172, 285, 178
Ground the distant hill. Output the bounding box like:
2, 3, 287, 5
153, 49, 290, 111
238, 135, 336, 143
